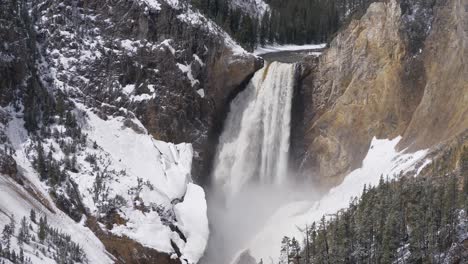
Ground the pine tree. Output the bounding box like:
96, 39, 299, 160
289, 237, 301, 264
38, 216, 47, 242
35, 142, 47, 180
20, 247, 24, 263
11, 250, 16, 263
259, 12, 269, 46
1, 225, 12, 249
30, 209, 36, 224
461, 146, 468, 211
18, 216, 30, 245
280, 236, 291, 264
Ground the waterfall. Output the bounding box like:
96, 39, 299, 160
212, 61, 296, 196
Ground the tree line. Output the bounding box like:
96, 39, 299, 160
1, 210, 86, 263
278, 146, 468, 264
191, 0, 376, 51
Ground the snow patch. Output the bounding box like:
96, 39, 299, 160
174, 183, 209, 263
142, 0, 162, 10
196, 89, 205, 98
177, 63, 200, 87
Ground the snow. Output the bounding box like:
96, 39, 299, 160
193, 54, 204, 66
164, 0, 182, 9
196, 89, 205, 98
142, 0, 162, 10
174, 183, 209, 263
131, 93, 156, 101
121, 39, 138, 54
246, 136, 429, 262
177, 63, 200, 87
254, 43, 327, 55
416, 159, 432, 175
2, 113, 113, 264
2, 102, 208, 263
160, 39, 176, 55
81, 105, 193, 201
72, 103, 207, 262
112, 209, 174, 252
122, 84, 136, 94
230, 0, 270, 18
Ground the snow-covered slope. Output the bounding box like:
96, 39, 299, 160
242, 137, 430, 262
72, 104, 208, 263
0, 110, 113, 263
0, 175, 113, 264
1, 102, 209, 263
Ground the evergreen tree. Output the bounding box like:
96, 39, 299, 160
460, 146, 468, 211
18, 216, 30, 245
38, 216, 47, 242
259, 13, 268, 47
1, 224, 12, 249
30, 209, 36, 224
289, 237, 301, 264
19, 248, 24, 263
291, 153, 467, 264
279, 236, 291, 264
35, 142, 47, 180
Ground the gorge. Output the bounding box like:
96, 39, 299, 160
203, 61, 301, 264
0, 0, 467, 264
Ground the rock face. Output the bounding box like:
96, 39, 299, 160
2, 0, 260, 183
399, 0, 468, 150
38, 0, 261, 182
296, 0, 468, 187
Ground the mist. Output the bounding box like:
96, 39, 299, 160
201, 176, 321, 264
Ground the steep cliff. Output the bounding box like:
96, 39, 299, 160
296, 0, 468, 186
0, 0, 260, 263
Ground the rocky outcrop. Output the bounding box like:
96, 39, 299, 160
87, 216, 181, 264
296, 0, 468, 187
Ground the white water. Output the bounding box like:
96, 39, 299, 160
202, 60, 431, 264
212, 61, 296, 197
202, 61, 298, 264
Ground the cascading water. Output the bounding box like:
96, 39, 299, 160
203, 61, 297, 264
213, 61, 296, 196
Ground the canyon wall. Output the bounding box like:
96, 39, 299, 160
296, 0, 468, 186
